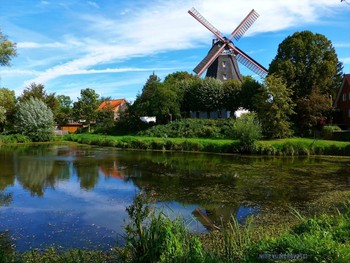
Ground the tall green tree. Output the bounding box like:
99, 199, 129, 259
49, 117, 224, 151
56, 95, 73, 125
255, 75, 295, 138
269, 30, 343, 134
18, 83, 60, 118
0, 88, 16, 132
0, 30, 17, 67
182, 77, 225, 114
223, 79, 242, 112
133, 73, 181, 123
239, 76, 263, 111
16, 97, 54, 142
73, 88, 100, 130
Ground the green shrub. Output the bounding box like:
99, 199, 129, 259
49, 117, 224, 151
232, 112, 262, 153
122, 193, 205, 263
322, 125, 341, 140
138, 118, 235, 139
16, 97, 54, 142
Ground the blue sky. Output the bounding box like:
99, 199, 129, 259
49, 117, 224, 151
0, 0, 349, 102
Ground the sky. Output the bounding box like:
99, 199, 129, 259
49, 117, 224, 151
0, 0, 349, 102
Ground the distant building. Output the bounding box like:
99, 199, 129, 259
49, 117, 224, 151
333, 74, 350, 128
97, 99, 127, 120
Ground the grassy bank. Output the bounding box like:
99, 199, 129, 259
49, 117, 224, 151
63, 134, 350, 156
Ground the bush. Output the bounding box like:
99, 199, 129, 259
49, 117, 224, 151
232, 112, 262, 153
121, 193, 205, 263
138, 118, 235, 139
322, 125, 341, 140
16, 97, 54, 142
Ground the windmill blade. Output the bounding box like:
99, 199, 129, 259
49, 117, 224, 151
228, 9, 259, 41
193, 43, 227, 76
228, 43, 268, 77
188, 7, 225, 42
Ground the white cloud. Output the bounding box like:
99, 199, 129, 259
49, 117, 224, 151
18, 42, 66, 49
7, 0, 347, 89
87, 1, 99, 9
341, 57, 350, 64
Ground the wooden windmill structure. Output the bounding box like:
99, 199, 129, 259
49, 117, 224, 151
188, 7, 268, 81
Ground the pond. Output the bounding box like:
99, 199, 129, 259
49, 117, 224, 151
1, 143, 350, 252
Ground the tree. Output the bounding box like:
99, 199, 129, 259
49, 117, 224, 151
269, 30, 343, 133
0, 30, 17, 67
239, 76, 263, 111
56, 95, 73, 125
0, 88, 16, 132
16, 97, 54, 142
18, 83, 60, 118
255, 75, 295, 138
133, 73, 182, 124
182, 77, 225, 114
223, 79, 242, 112
96, 100, 115, 131
73, 88, 100, 131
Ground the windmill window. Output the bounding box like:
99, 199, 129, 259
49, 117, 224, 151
348, 109, 350, 118
222, 61, 226, 68
348, 92, 350, 100
223, 74, 227, 80
343, 93, 347, 101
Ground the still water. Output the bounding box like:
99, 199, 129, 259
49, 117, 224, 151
0, 143, 350, 251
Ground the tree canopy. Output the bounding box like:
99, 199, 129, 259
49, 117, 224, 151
269, 30, 343, 134
0, 30, 17, 67
16, 97, 54, 142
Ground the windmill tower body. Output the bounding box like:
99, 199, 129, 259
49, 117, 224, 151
205, 41, 242, 81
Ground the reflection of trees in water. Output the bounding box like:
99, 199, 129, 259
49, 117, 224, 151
0, 192, 12, 206
14, 146, 62, 197
0, 151, 15, 191
16, 156, 56, 197
73, 161, 99, 190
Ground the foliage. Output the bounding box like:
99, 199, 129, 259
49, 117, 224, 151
322, 125, 341, 140
255, 75, 295, 138
232, 112, 262, 153
121, 193, 204, 263
248, 208, 350, 262
296, 88, 333, 136
95, 101, 116, 133
0, 30, 17, 67
138, 118, 236, 139
18, 83, 60, 119
73, 88, 100, 130
55, 95, 73, 125
269, 30, 343, 133
239, 76, 263, 111
133, 73, 183, 124
0, 88, 16, 132
222, 79, 242, 112
16, 97, 54, 142
0, 134, 30, 144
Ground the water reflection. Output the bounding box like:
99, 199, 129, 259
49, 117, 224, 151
0, 144, 350, 251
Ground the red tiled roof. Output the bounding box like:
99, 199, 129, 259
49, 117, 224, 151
97, 99, 126, 111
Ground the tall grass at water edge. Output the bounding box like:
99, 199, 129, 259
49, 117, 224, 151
63, 134, 350, 156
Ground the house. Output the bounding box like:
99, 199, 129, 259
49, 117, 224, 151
97, 99, 127, 120
333, 74, 350, 127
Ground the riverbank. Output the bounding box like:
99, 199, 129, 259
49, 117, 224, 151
61, 134, 350, 156
2, 193, 350, 263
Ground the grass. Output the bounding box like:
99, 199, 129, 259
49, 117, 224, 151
63, 133, 350, 156
2, 193, 350, 262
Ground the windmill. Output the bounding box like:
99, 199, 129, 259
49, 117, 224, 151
188, 7, 268, 81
